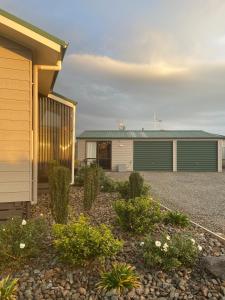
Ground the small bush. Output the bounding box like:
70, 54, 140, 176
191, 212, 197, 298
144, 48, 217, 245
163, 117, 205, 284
116, 181, 130, 199
53, 215, 123, 266
142, 232, 201, 270
129, 172, 144, 199
97, 263, 140, 294
48, 165, 71, 224
0, 217, 47, 268
163, 211, 190, 227
100, 176, 117, 193
74, 166, 86, 186
0, 276, 18, 300
113, 197, 161, 234
83, 165, 100, 210
116, 176, 150, 200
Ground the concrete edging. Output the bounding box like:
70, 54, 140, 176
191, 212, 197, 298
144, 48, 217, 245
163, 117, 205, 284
155, 201, 225, 245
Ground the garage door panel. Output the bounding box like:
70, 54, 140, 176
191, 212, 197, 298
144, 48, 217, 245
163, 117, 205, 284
134, 141, 173, 171
177, 141, 217, 172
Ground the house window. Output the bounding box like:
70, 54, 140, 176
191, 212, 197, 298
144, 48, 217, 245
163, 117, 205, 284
86, 142, 97, 165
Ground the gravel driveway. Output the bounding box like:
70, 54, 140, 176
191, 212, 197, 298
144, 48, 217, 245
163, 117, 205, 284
108, 171, 225, 234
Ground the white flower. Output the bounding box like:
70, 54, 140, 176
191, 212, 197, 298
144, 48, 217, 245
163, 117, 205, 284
40, 213, 44, 217
166, 235, 170, 241
163, 243, 169, 252
21, 219, 27, 226
140, 242, 145, 247
190, 238, 195, 245
155, 241, 161, 247
2, 228, 5, 232
198, 245, 202, 251
20, 243, 25, 249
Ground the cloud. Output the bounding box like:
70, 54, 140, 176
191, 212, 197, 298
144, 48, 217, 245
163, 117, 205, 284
67, 54, 189, 80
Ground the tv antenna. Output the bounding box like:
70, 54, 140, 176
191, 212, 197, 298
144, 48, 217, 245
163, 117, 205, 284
153, 112, 162, 130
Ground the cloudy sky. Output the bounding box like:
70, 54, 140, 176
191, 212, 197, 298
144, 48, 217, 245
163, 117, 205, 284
2, 0, 225, 134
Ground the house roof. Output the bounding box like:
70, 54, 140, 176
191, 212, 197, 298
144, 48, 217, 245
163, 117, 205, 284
78, 130, 225, 140
0, 8, 68, 95
0, 8, 68, 47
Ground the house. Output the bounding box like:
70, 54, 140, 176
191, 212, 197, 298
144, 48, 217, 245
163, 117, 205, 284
0, 9, 76, 220
77, 130, 224, 172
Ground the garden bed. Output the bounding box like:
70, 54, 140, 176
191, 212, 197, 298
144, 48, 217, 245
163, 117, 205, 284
7, 186, 224, 299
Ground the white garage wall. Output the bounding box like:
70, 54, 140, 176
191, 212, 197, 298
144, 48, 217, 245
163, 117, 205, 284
111, 139, 133, 171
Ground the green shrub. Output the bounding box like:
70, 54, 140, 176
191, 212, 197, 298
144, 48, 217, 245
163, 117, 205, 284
163, 211, 190, 227
142, 232, 201, 270
116, 181, 130, 199
100, 176, 117, 193
53, 215, 123, 266
97, 263, 140, 294
83, 165, 100, 210
129, 172, 144, 199
74, 166, 86, 186
0, 276, 18, 300
113, 197, 161, 234
116, 178, 150, 200
48, 165, 71, 224
0, 217, 47, 268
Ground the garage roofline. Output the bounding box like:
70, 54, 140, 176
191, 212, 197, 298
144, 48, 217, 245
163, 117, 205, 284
78, 130, 225, 140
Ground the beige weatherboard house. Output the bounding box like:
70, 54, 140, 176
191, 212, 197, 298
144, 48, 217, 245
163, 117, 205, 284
77, 130, 224, 172
0, 9, 76, 220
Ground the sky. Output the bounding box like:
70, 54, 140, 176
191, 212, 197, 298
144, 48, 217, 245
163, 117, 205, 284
2, 0, 225, 134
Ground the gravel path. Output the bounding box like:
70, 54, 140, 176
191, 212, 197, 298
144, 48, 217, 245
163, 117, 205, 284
107, 171, 225, 235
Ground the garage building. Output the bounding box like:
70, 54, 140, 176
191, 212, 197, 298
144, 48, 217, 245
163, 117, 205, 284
77, 130, 224, 172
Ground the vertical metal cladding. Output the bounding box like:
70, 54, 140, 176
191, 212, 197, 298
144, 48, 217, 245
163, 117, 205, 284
177, 141, 218, 171
38, 95, 73, 182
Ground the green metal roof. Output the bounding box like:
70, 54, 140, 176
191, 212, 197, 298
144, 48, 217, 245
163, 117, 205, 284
0, 8, 68, 48
78, 130, 225, 140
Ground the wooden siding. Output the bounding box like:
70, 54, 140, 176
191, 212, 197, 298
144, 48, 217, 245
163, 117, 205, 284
0, 36, 32, 203
111, 140, 133, 171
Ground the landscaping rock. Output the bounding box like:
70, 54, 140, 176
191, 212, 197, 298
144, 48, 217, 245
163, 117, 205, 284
202, 255, 225, 279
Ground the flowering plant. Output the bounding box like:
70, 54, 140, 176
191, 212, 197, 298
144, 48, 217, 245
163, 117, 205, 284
0, 217, 48, 269
142, 232, 202, 270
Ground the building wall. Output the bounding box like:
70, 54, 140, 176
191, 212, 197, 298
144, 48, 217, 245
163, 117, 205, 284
0, 36, 32, 204
111, 139, 133, 171
77, 139, 86, 162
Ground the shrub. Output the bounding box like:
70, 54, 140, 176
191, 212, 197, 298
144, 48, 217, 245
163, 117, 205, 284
113, 197, 161, 234
83, 165, 100, 210
53, 215, 123, 266
97, 263, 140, 294
129, 172, 144, 199
0, 217, 47, 268
163, 211, 190, 227
100, 176, 117, 193
116, 181, 130, 199
48, 165, 71, 224
0, 276, 18, 300
142, 232, 201, 270
116, 177, 150, 200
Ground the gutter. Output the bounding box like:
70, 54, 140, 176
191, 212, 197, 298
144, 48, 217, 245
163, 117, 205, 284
32, 61, 62, 204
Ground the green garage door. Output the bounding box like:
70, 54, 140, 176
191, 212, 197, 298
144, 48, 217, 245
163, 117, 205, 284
177, 141, 217, 172
133, 141, 173, 171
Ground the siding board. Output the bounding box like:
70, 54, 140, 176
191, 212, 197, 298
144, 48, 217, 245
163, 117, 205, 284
112, 140, 133, 171
0, 36, 32, 204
